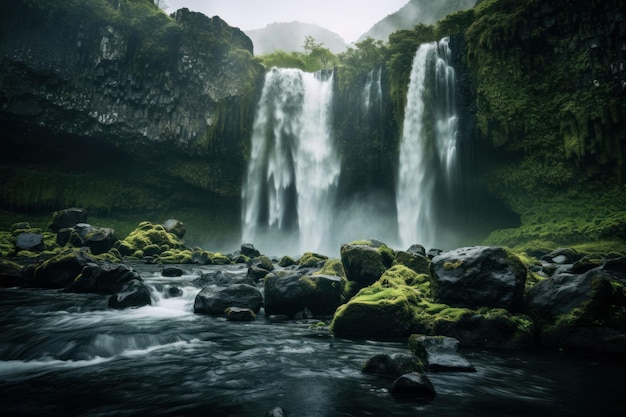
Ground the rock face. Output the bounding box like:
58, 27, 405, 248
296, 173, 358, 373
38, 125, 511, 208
430, 246, 527, 312
0, 2, 264, 217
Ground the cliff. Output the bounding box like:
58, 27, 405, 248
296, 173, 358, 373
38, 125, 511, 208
0, 0, 264, 242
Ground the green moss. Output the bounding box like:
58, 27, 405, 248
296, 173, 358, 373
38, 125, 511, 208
298, 252, 329, 268
0, 231, 16, 257
313, 259, 347, 279
156, 248, 193, 264
0, 259, 22, 275
211, 252, 232, 265
278, 255, 297, 267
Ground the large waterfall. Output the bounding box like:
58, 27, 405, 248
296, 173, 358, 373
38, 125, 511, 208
242, 68, 340, 255
396, 38, 459, 250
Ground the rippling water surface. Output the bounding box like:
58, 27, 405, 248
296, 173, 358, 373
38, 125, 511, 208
1, 265, 624, 416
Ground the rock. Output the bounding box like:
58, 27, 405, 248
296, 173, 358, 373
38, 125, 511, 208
265, 407, 288, 417
162, 219, 186, 239
393, 251, 430, 275
430, 246, 527, 312
15, 232, 44, 252
264, 271, 345, 317
571, 254, 605, 274
225, 306, 256, 321
248, 255, 275, 272
116, 221, 183, 256
541, 248, 584, 264
427, 248, 443, 259
247, 265, 270, 281
297, 252, 328, 268
108, 279, 152, 309
408, 335, 475, 372
278, 256, 297, 267
390, 372, 436, 399
194, 284, 263, 316
0, 259, 23, 287
191, 250, 213, 265
67, 223, 116, 255
32, 248, 97, 288
406, 244, 426, 256
330, 265, 422, 339
162, 266, 183, 277
166, 286, 183, 297
340, 241, 393, 287
525, 269, 626, 355
362, 353, 424, 378
240, 243, 261, 258
601, 257, 626, 280
49, 208, 88, 232
67, 263, 141, 294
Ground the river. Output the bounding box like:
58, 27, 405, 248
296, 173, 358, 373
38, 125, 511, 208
1, 264, 624, 416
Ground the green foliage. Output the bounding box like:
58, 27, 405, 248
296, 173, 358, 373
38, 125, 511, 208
257, 36, 339, 72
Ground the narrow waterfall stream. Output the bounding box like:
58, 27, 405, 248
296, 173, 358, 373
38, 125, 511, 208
242, 68, 340, 255
396, 38, 459, 250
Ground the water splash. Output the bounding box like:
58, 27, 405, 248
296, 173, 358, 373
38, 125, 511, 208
396, 38, 459, 250
242, 68, 339, 255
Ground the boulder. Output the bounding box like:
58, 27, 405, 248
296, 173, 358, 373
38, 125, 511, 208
540, 247, 584, 264
0, 259, 23, 287
193, 269, 256, 287
32, 248, 97, 288
15, 232, 44, 252
225, 306, 257, 321
406, 244, 426, 256
525, 269, 626, 355
362, 353, 424, 378
194, 284, 263, 316
264, 271, 345, 317
340, 241, 394, 286
390, 372, 436, 399
116, 221, 183, 256
68, 223, 116, 255
247, 265, 270, 281
49, 207, 88, 232
108, 279, 153, 309
393, 251, 430, 276
265, 407, 288, 417
408, 335, 475, 372
240, 243, 261, 258
67, 263, 141, 294
162, 219, 186, 239
430, 246, 527, 312
162, 266, 184, 277
297, 252, 328, 268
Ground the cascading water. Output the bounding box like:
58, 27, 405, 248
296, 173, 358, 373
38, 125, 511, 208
396, 37, 459, 250
242, 68, 340, 255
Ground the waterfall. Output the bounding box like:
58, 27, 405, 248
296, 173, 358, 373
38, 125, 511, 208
242, 68, 339, 255
362, 66, 382, 112
396, 38, 459, 250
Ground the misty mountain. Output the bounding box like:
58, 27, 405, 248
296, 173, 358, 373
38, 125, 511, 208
246, 22, 348, 55
358, 0, 477, 42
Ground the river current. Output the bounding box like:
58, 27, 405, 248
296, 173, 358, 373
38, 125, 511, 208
1, 264, 624, 416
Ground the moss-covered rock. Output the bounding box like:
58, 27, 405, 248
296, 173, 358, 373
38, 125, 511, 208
298, 252, 329, 268
211, 252, 232, 265
0, 231, 16, 257
0, 259, 23, 286
32, 248, 97, 289
313, 259, 347, 279
278, 255, 297, 267
156, 248, 193, 264
117, 221, 183, 256
393, 250, 430, 276
340, 240, 395, 287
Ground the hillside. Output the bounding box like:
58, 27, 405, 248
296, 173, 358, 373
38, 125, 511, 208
246, 22, 348, 54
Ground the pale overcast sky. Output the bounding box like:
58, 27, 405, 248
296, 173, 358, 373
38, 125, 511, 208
164, 0, 410, 43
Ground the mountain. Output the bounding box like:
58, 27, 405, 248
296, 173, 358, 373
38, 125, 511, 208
246, 22, 348, 55
358, 0, 476, 42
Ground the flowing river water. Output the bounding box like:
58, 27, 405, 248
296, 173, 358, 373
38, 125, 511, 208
1, 264, 625, 416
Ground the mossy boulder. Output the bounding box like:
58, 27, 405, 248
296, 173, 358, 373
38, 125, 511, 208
430, 246, 527, 312
526, 268, 626, 355
0, 259, 23, 287
49, 208, 88, 232
313, 259, 347, 279
278, 255, 297, 267
32, 248, 97, 289
0, 231, 16, 257
340, 240, 395, 287
116, 221, 183, 256
67, 223, 116, 255
162, 219, 186, 239
211, 252, 232, 265
362, 353, 425, 378
298, 252, 329, 268
330, 265, 422, 339
156, 248, 193, 264
393, 250, 430, 276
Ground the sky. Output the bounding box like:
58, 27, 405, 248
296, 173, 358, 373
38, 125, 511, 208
163, 0, 410, 43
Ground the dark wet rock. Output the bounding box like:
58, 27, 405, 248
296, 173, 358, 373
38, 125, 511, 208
264, 271, 345, 317
390, 372, 436, 399
427, 248, 443, 259
571, 254, 606, 274
430, 246, 527, 312
108, 279, 152, 309
49, 208, 88, 232
0, 259, 23, 287
406, 244, 426, 256
409, 335, 476, 372
15, 232, 44, 252
247, 265, 270, 281
541, 248, 584, 265
278, 256, 297, 267
32, 248, 96, 288
162, 266, 184, 277
526, 268, 626, 354
362, 353, 424, 378
66, 223, 116, 255
191, 250, 213, 265
162, 219, 186, 239
240, 243, 261, 258
67, 263, 141, 294
166, 286, 183, 297
225, 306, 256, 321
601, 257, 626, 281
247, 255, 275, 272
194, 284, 263, 316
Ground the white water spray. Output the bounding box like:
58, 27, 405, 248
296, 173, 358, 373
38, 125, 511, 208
242, 68, 339, 255
396, 38, 459, 250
